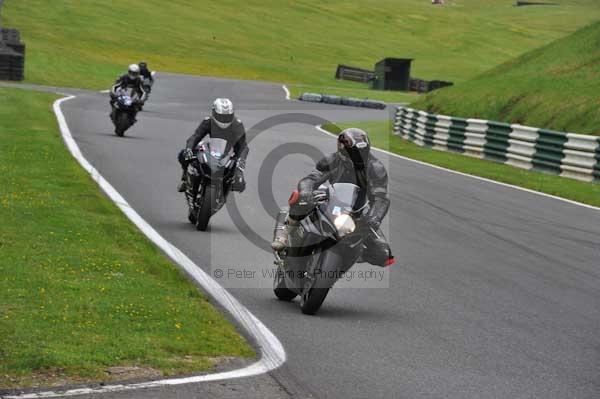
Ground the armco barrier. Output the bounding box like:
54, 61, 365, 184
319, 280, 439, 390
393, 106, 600, 182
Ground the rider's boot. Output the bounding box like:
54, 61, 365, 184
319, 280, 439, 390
177, 171, 188, 192
271, 223, 290, 252
271, 210, 294, 251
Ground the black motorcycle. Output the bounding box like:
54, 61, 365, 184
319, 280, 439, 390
272, 183, 370, 315
184, 137, 236, 231
110, 87, 140, 137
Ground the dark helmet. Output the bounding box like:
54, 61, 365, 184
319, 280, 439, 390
138, 61, 147, 70
338, 128, 371, 169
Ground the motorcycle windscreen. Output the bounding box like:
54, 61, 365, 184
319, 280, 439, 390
325, 183, 364, 215
206, 138, 229, 158
205, 138, 234, 170
117, 87, 139, 104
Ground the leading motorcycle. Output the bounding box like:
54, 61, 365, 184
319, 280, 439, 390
272, 183, 371, 315
110, 87, 140, 137
184, 137, 237, 231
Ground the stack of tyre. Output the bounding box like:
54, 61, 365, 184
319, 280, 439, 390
0, 28, 25, 81
299, 92, 386, 110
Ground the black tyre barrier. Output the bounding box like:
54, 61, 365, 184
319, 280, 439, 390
361, 99, 386, 110
0, 28, 25, 81
299, 92, 323, 102
0, 46, 24, 81
322, 94, 342, 105
341, 97, 362, 107
299, 92, 387, 110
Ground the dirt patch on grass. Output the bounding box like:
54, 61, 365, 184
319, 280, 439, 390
1, 368, 92, 390
1, 366, 162, 390
0, 355, 250, 392
105, 366, 163, 381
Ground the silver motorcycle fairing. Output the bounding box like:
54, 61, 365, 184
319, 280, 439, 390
281, 212, 366, 292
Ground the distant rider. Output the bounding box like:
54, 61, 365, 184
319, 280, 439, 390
138, 62, 154, 83
109, 64, 148, 119
271, 128, 394, 267
138, 61, 154, 91
177, 98, 248, 193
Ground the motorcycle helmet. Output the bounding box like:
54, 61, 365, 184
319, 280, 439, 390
211, 98, 235, 129
128, 64, 140, 80
337, 128, 371, 170
138, 61, 147, 70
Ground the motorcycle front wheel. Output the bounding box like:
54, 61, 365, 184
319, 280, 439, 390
300, 283, 330, 315
299, 250, 342, 315
114, 112, 129, 137
195, 184, 217, 231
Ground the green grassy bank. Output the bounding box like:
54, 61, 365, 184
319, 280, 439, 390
4, 0, 600, 95
415, 21, 600, 135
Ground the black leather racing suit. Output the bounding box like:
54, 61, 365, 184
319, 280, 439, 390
110, 74, 148, 105
178, 117, 249, 191
139, 66, 154, 93
139, 66, 154, 83
290, 152, 392, 266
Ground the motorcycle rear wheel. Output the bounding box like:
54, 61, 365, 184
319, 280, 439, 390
273, 264, 297, 301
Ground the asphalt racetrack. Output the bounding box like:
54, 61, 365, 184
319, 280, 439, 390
58, 74, 600, 399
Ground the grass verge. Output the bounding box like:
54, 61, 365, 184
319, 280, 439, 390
4, 0, 600, 90
0, 87, 254, 389
322, 120, 600, 207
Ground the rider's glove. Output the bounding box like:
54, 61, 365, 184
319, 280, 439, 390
233, 168, 246, 193
312, 189, 328, 204
364, 215, 382, 232
183, 148, 195, 161
236, 158, 246, 171
297, 189, 315, 207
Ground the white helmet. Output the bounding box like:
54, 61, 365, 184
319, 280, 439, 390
211, 98, 234, 129
128, 64, 140, 80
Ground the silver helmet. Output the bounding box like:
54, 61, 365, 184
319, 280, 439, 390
128, 64, 140, 80
211, 98, 234, 129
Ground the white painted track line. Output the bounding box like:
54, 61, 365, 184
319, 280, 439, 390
282, 85, 290, 100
